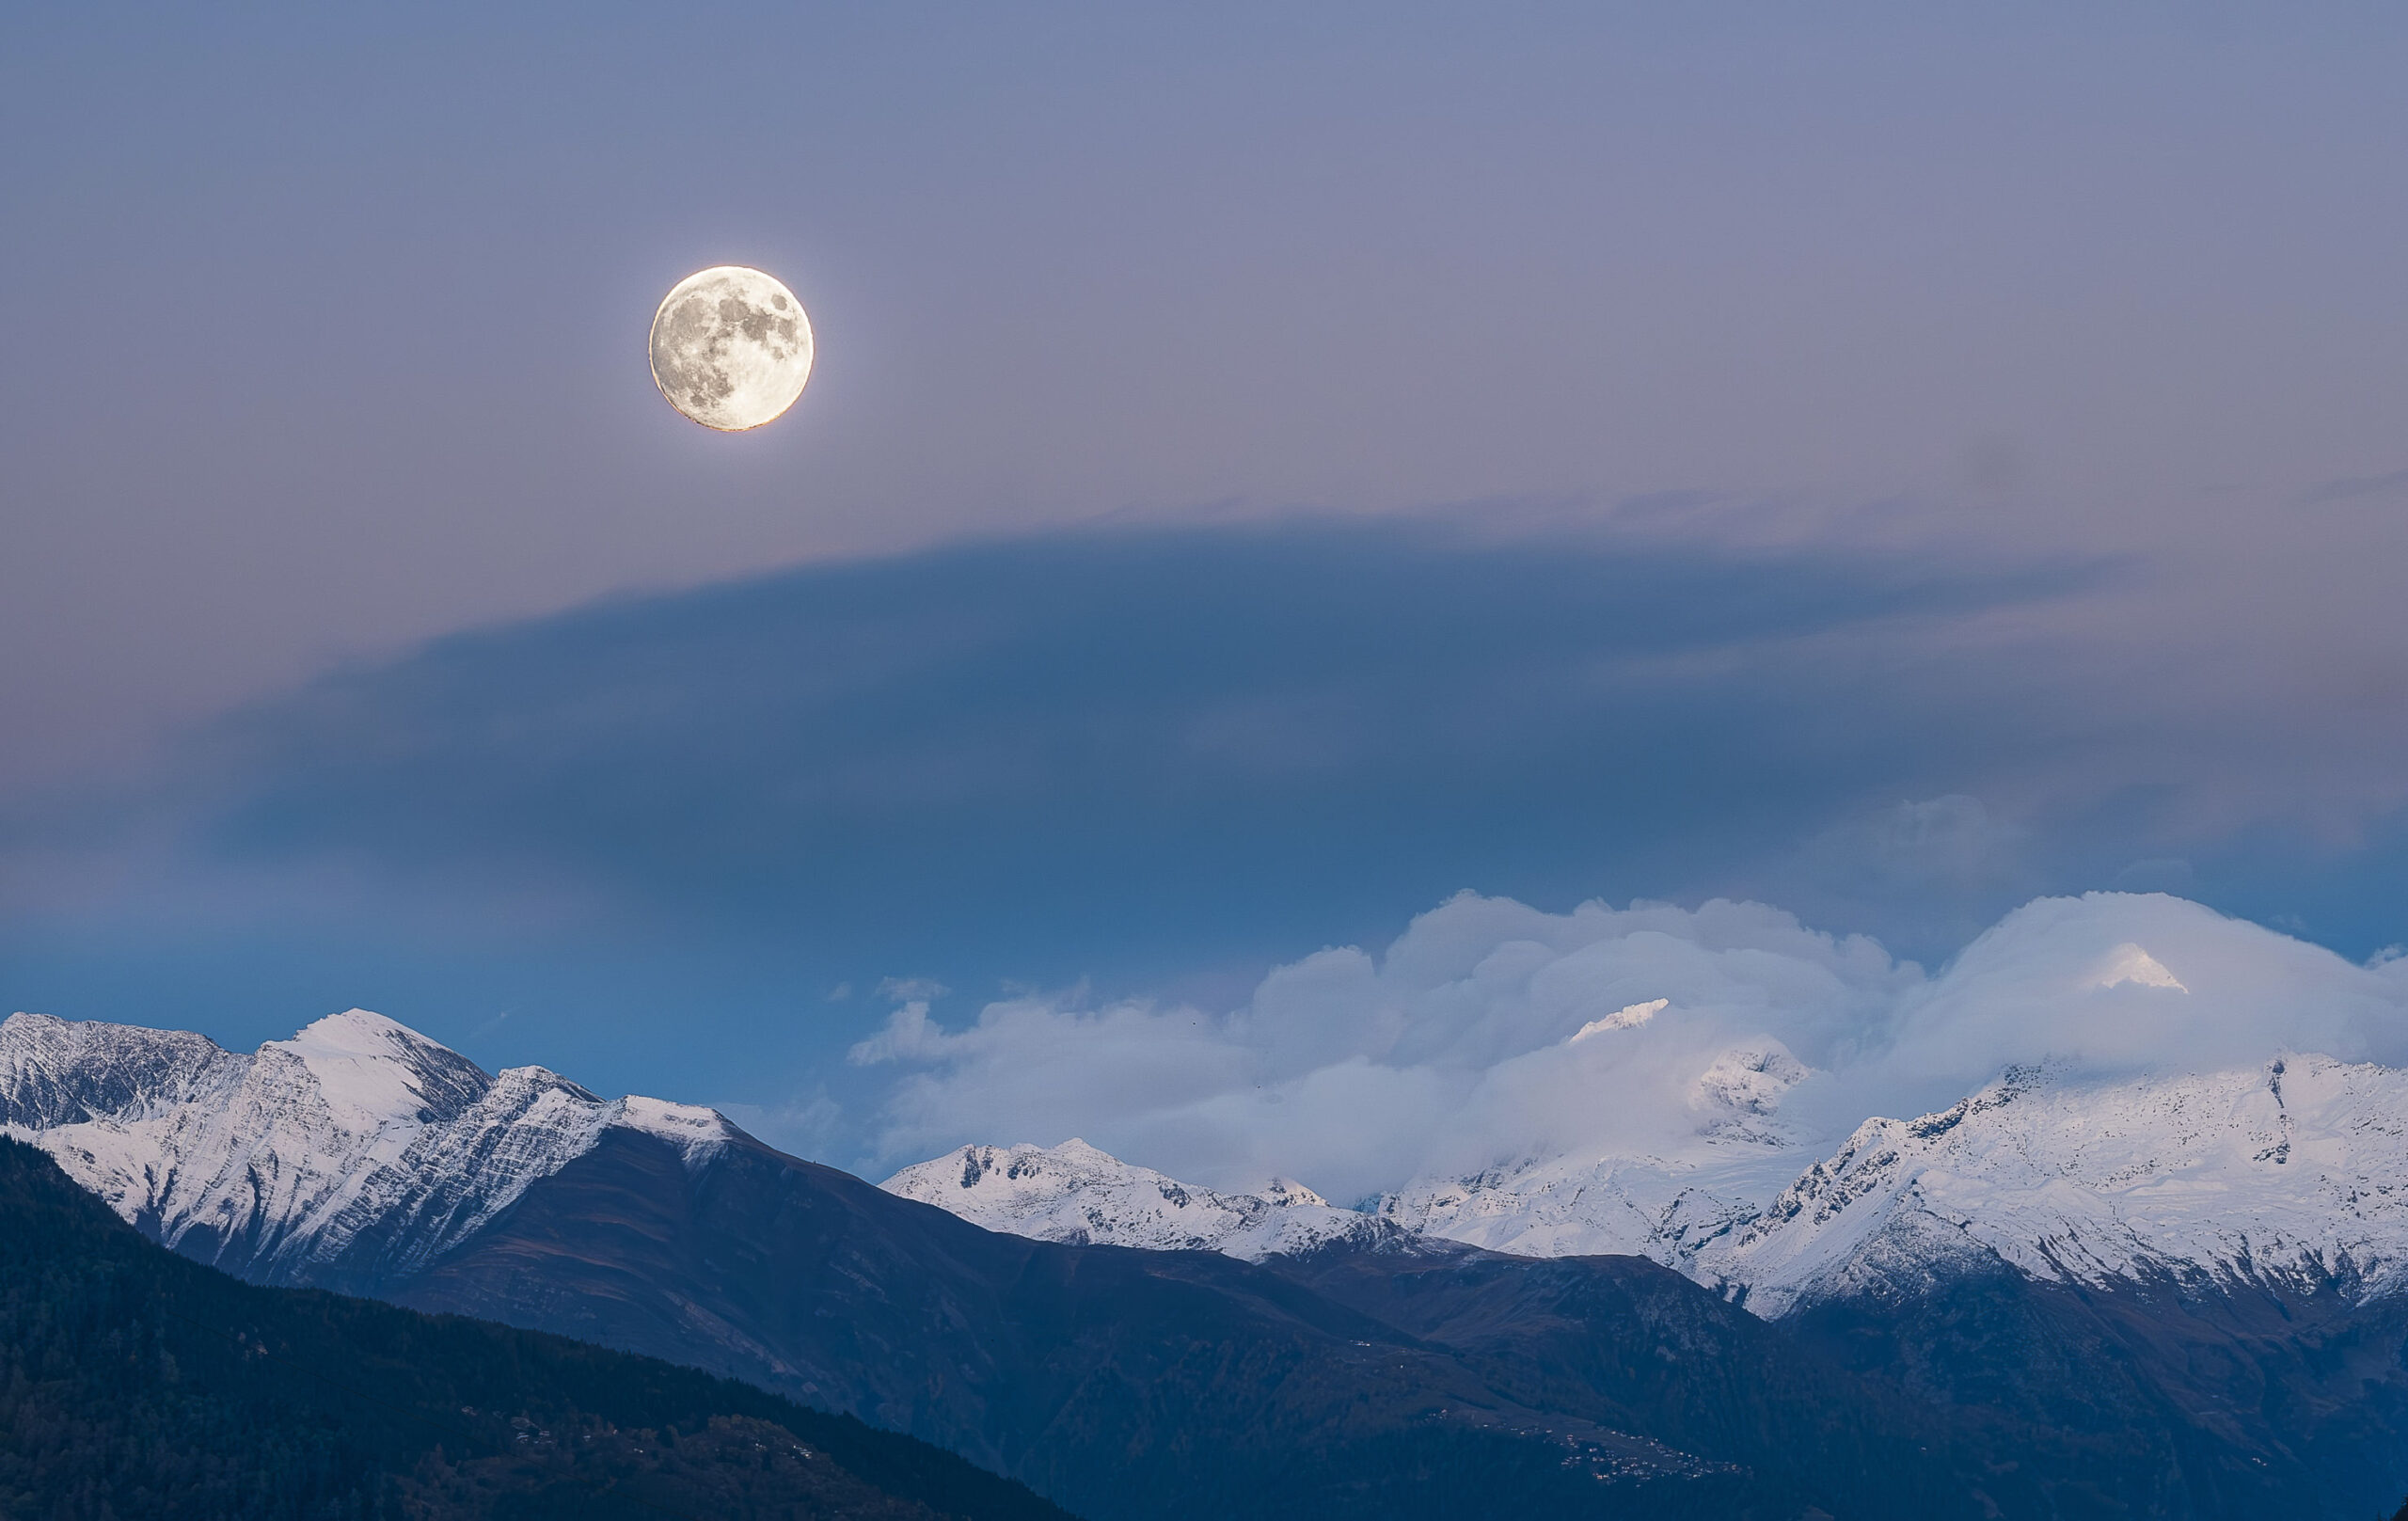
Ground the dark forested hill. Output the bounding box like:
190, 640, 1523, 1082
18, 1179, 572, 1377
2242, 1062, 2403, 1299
0, 1136, 1073, 1521
402, 1123, 1976, 1521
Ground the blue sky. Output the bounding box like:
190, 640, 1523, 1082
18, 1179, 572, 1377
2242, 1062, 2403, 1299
4, 4, 2407, 1166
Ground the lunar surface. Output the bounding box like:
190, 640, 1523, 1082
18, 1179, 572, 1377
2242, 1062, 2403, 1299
647, 266, 814, 431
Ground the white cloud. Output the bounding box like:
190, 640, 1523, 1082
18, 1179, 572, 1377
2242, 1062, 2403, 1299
1850, 892, 2408, 1123
852, 890, 2408, 1207
856, 892, 1909, 1201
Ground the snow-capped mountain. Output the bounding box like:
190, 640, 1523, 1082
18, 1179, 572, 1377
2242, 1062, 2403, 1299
16, 1001, 2408, 1514
1700, 1052, 2408, 1317
1370, 1149, 1797, 1264
23, 996, 2408, 1340
882, 1035, 1827, 1276
892, 1047, 2408, 1323
1371, 1038, 1815, 1262
881, 1138, 1392, 1260
0, 1007, 738, 1291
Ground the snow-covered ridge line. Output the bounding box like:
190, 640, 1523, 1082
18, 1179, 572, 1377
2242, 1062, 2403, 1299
20, 993, 2408, 1324
881, 1138, 1394, 1260
1703, 1052, 2408, 1316
891, 1050, 2408, 1320
0, 1007, 744, 1290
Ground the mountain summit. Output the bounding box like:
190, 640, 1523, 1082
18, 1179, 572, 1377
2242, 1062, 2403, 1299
0, 1007, 737, 1292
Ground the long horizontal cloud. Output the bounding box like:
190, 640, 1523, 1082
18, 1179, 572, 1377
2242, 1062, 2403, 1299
2, 515, 2108, 967
5, 511, 2407, 1149
851, 889, 2408, 1204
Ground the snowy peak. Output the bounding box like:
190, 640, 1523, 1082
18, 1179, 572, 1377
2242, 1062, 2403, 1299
1372, 1037, 1816, 1263
909, 1043, 2408, 1329
2094, 943, 2187, 992
264, 1008, 493, 1130
612, 1093, 740, 1167
888, 1038, 1828, 1271
882, 1139, 1388, 1260
1, 1007, 751, 1291
1701, 1053, 2408, 1316
1375, 1147, 1802, 1265
1369, 1047, 2408, 1319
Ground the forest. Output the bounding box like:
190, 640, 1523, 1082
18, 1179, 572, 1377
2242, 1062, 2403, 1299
0, 1136, 1070, 1521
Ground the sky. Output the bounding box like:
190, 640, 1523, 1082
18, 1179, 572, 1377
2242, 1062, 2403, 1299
4, 3, 2407, 1184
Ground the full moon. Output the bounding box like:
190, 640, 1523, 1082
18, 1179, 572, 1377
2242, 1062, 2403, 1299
647, 266, 815, 431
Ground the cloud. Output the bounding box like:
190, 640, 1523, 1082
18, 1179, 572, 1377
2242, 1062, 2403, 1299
856, 890, 1918, 1200
1858, 893, 2408, 1120
2302, 467, 2408, 506
0, 515, 2112, 1019
713, 1088, 844, 1162
854, 890, 2408, 1204
8, 512, 2408, 1149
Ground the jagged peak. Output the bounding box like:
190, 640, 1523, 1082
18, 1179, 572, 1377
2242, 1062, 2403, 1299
1261, 1177, 1331, 1208
488, 1064, 603, 1101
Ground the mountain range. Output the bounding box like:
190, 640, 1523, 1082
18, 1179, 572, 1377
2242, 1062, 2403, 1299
888, 1050, 2408, 1320
11, 1004, 2408, 1517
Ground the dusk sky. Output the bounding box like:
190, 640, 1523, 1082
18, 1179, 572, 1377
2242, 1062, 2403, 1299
6, 3, 2408, 1182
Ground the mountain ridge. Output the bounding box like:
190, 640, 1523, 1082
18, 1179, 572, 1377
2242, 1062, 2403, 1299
0, 1005, 1977, 1519
1, 1007, 737, 1295
18, 1003, 2408, 1516
892, 1049, 2408, 1323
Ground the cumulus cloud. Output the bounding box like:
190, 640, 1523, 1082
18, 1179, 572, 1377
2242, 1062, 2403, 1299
857, 890, 2408, 1204
858, 892, 1912, 1200
1857, 892, 2408, 1121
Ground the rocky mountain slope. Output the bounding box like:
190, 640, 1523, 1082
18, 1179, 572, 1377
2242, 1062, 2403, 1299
0, 1134, 1073, 1521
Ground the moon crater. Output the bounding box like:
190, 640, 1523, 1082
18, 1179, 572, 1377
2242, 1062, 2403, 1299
648, 266, 815, 431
